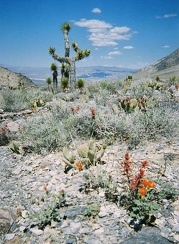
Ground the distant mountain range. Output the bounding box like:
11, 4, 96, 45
0, 48, 178, 87
0, 65, 136, 86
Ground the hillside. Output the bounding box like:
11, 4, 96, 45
133, 48, 179, 81
0, 66, 35, 89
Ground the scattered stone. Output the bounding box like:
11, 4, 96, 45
4, 233, 15, 241
21, 210, 29, 218
0, 208, 17, 235
30, 227, 44, 236
6, 122, 19, 132
120, 227, 171, 244
0, 138, 179, 243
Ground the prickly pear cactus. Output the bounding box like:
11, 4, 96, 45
63, 141, 107, 171
63, 148, 75, 163
130, 98, 137, 108
62, 147, 76, 170
96, 144, 107, 162
88, 149, 95, 163
77, 144, 89, 158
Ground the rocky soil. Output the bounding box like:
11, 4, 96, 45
0, 107, 179, 244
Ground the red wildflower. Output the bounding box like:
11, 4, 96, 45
130, 179, 139, 190
124, 152, 130, 161
71, 107, 75, 113
1, 127, 6, 132
75, 162, 83, 170
16, 208, 22, 216
76, 105, 80, 111
141, 161, 149, 168
138, 187, 147, 198
139, 168, 145, 176
141, 179, 149, 187
126, 100, 131, 105
141, 179, 156, 188
90, 107, 96, 118
43, 186, 48, 192
146, 180, 156, 188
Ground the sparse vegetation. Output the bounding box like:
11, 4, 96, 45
0, 68, 179, 238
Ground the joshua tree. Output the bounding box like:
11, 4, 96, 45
50, 63, 58, 93
46, 77, 52, 92
49, 22, 90, 90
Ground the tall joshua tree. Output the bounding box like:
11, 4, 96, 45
49, 22, 90, 89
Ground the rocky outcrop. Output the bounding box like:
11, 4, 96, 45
0, 66, 36, 89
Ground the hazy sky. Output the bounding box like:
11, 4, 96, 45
0, 0, 178, 69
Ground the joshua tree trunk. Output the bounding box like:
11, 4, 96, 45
63, 29, 70, 58
70, 58, 76, 89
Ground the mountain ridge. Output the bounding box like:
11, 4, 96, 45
133, 48, 179, 81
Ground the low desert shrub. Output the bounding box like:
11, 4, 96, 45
1, 87, 53, 112
76, 78, 85, 89
19, 113, 71, 154
61, 77, 69, 90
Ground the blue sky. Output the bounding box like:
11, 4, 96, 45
0, 0, 178, 69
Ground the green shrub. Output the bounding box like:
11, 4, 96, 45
77, 78, 85, 89
50, 63, 58, 71
61, 77, 69, 90
46, 77, 52, 85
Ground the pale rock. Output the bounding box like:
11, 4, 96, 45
70, 222, 81, 232
155, 218, 167, 227
44, 225, 59, 235
49, 171, 57, 176
113, 209, 123, 218
94, 227, 104, 234
60, 220, 69, 228
92, 223, 101, 231
174, 90, 179, 102
172, 200, 179, 211
21, 210, 29, 218
51, 179, 57, 185
98, 189, 105, 197
172, 223, 179, 232
7, 121, 19, 132
50, 219, 60, 228
79, 227, 91, 234
0, 208, 17, 235
19, 226, 27, 232
13, 168, 22, 175
167, 218, 175, 226
98, 211, 108, 218
30, 227, 44, 236
174, 234, 179, 242
5, 233, 15, 240
174, 210, 179, 218
98, 205, 109, 217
